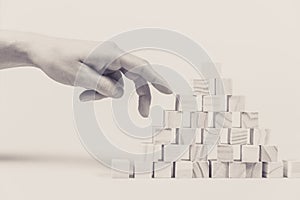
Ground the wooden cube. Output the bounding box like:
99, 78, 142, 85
189, 144, 208, 161
152, 127, 175, 144
214, 112, 232, 128
246, 162, 263, 178
207, 145, 218, 160
241, 112, 259, 128
260, 145, 278, 162
229, 162, 246, 178
175, 94, 202, 111
153, 162, 173, 178
202, 128, 221, 145
228, 96, 245, 112
232, 112, 241, 128
283, 160, 300, 178
263, 162, 283, 178
250, 129, 271, 145
193, 79, 215, 96
210, 160, 229, 178
228, 128, 249, 145
203, 95, 227, 112
163, 144, 189, 162
191, 112, 209, 128
232, 145, 241, 161
134, 161, 153, 178
163, 110, 182, 128
176, 128, 196, 145
241, 145, 260, 163
215, 78, 233, 95
141, 143, 163, 161
193, 161, 210, 178
174, 161, 193, 178
217, 144, 234, 162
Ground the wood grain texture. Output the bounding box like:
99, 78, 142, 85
214, 112, 232, 128
174, 161, 193, 178
241, 112, 259, 128
175, 94, 202, 111
203, 95, 227, 112
163, 144, 189, 162
193, 161, 210, 178
189, 144, 208, 161
229, 162, 246, 178
246, 162, 263, 178
241, 145, 260, 163
191, 112, 209, 128
134, 161, 153, 178
193, 79, 215, 96
163, 110, 182, 128
217, 144, 234, 162
215, 78, 233, 95
283, 160, 300, 178
210, 160, 229, 178
250, 129, 271, 145
228, 96, 245, 112
176, 128, 197, 145
153, 162, 173, 178
260, 145, 278, 162
228, 128, 249, 145
263, 162, 283, 178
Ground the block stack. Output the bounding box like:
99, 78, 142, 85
111, 77, 300, 179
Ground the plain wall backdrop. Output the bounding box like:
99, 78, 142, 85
0, 0, 300, 200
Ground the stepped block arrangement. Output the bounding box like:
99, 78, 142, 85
111, 76, 300, 179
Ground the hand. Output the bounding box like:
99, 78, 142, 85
23, 33, 172, 117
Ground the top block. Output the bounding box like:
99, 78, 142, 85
193, 79, 215, 96
175, 94, 202, 111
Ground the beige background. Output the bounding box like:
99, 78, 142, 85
0, 0, 300, 199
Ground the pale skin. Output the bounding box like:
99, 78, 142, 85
0, 30, 172, 117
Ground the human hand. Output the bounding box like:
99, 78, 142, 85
25, 34, 172, 117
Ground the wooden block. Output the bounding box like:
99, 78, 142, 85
203, 95, 227, 112
134, 161, 153, 178
163, 110, 182, 128
263, 162, 283, 178
174, 161, 193, 178
152, 127, 175, 144
232, 145, 241, 161
207, 145, 218, 160
176, 128, 196, 145
163, 144, 189, 162
232, 112, 241, 128
182, 111, 192, 128
228, 128, 249, 145
246, 162, 263, 178
210, 160, 229, 178
241, 112, 259, 128
202, 128, 221, 145
193, 161, 210, 178
153, 162, 173, 178
228, 96, 245, 112
250, 129, 271, 145
191, 112, 208, 128
215, 78, 232, 95
217, 144, 234, 162
195, 128, 203, 144
219, 128, 229, 144
175, 94, 202, 111
229, 162, 246, 178
241, 145, 260, 163
111, 159, 130, 178
260, 145, 278, 162
141, 143, 163, 161
193, 79, 215, 96
190, 144, 208, 161
283, 160, 300, 178
214, 112, 232, 128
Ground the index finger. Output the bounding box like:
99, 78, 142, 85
118, 53, 173, 94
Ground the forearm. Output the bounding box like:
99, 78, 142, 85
0, 30, 36, 69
